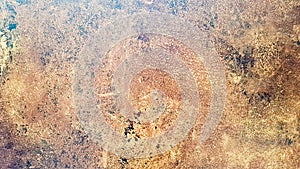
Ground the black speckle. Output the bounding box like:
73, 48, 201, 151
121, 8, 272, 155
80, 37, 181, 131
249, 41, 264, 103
285, 138, 293, 146
53, 158, 59, 167
134, 110, 142, 117
215, 39, 255, 75
6, 41, 13, 48
26, 160, 32, 167
209, 21, 215, 28
9, 51, 13, 62
8, 158, 24, 169
119, 157, 128, 165
203, 23, 209, 30
40, 57, 50, 66
84, 154, 89, 159
214, 14, 218, 20
242, 89, 247, 96
258, 92, 271, 102
134, 135, 140, 141
124, 121, 134, 137
248, 92, 273, 106
51, 97, 59, 106
108, 110, 115, 114
44, 51, 52, 56
64, 164, 71, 168
137, 34, 150, 42
5, 142, 14, 149
244, 22, 251, 29
71, 130, 88, 145
22, 127, 27, 133
15, 150, 25, 156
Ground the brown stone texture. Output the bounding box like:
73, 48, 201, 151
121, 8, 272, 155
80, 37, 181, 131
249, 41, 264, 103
0, 0, 299, 168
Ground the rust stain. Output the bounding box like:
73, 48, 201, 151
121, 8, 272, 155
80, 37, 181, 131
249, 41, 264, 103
0, 0, 299, 168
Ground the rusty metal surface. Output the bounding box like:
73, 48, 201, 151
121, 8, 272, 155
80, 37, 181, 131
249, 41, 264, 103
0, 0, 299, 168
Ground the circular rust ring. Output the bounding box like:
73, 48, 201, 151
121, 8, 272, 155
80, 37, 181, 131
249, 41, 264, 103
73, 12, 226, 158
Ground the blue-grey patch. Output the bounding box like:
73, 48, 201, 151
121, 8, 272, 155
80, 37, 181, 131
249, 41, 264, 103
108, 0, 123, 10
168, 0, 187, 15
8, 23, 17, 31
16, 0, 31, 5
54, 0, 80, 5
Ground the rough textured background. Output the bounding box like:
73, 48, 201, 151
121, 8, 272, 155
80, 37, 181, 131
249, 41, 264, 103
0, 0, 299, 168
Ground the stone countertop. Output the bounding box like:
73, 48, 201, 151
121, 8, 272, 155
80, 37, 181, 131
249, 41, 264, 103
0, 0, 299, 168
